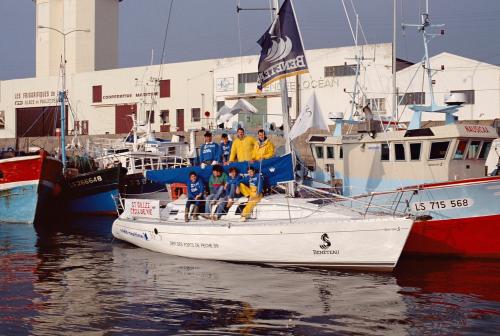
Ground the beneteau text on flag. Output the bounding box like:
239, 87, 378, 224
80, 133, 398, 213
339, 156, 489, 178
257, 0, 309, 92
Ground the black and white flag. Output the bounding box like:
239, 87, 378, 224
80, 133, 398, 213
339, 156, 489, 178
257, 0, 309, 92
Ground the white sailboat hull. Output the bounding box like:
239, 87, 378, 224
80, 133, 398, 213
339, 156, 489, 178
112, 209, 412, 272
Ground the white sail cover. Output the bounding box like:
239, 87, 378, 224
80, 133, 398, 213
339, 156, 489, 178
289, 92, 329, 140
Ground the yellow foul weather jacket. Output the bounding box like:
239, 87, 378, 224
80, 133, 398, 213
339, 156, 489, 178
229, 136, 257, 162
252, 138, 274, 160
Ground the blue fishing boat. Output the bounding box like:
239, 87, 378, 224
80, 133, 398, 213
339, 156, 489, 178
63, 165, 126, 216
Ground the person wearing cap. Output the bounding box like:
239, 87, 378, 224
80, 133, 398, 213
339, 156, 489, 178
228, 127, 257, 163
220, 133, 232, 164
199, 131, 221, 168
251, 129, 274, 161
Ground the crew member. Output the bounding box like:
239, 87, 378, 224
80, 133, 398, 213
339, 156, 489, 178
252, 129, 275, 161
239, 167, 263, 221
228, 128, 256, 163
199, 131, 221, 168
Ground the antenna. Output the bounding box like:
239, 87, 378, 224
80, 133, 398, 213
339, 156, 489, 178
401, 6, 445, 108
401, 4, 458, 130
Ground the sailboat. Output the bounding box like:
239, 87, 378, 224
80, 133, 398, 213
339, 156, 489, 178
307, 5, 500, 258
111, 0, 413, 272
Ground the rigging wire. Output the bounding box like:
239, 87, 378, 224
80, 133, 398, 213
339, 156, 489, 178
157, 0, 175, 82
236, 0, 243, 75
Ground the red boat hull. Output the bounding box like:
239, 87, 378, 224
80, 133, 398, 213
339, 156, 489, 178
403, 214, 500, 259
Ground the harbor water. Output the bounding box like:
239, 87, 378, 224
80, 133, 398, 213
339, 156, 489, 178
1, 218, 499, 335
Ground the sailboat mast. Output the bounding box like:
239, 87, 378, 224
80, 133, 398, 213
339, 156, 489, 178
272, 0, 292, 155
60, 54, 67, 173
392, 0, 397, 118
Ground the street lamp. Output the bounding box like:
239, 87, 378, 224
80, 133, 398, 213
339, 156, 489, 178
37, 25, 90, 172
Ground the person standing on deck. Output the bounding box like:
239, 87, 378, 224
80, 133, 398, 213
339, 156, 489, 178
199, 131, 221, 168
227, 128, 256, 163
220, 133, 232, 164
251, 129, 274, 161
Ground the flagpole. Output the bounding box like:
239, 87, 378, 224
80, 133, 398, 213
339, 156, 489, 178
273, 0, 294, 196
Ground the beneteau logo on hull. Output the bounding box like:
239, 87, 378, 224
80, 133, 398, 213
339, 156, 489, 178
313, 233, 340, 255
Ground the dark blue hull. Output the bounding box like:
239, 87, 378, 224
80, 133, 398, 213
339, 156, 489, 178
63, 166, 125, 216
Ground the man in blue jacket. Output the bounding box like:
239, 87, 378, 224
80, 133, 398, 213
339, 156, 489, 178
199, 131, 221, 168
220, 133, 232, 164
185, 171, 205, 222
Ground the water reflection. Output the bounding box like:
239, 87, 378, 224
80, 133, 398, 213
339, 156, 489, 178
1, 220, 499, 335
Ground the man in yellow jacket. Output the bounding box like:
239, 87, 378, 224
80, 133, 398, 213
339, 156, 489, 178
228, 128, 257, 163
252, 129, 275, 161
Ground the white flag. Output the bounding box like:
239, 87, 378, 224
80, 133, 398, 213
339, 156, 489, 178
289, 92, 329, 140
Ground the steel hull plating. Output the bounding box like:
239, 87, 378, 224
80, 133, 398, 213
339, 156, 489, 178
349, 176, 500, 258
0, 154, 61, 224
63, 166, 124, 216
404, 214, 500, 258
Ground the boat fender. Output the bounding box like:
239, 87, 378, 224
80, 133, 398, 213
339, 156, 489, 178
154, 228, 158, 235
415, 215, 433, 221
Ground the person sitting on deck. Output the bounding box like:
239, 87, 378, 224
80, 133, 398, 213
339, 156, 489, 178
220, 133, 233, 164
199, 131, 221, 168
214, 167, 242, 220
251, 129, 275, 161
239, 167, 263, 222
185, 171, 205, 222
203, 165, 228, 219
227, 128, 257, 163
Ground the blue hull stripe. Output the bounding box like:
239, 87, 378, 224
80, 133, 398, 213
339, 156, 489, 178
67, 189, 119, 214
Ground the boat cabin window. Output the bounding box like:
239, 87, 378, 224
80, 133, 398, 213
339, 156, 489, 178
315, 146, 324, 159
478, 141, 492, 159
429, 141, 450, 160
454, 140, 468, 159
394, 143, 405, 161
339, 146, 343, 159
410, 143, 422, 161
381, 143, 390, 161
467, 141, 481, 159
326, 146, 334, 159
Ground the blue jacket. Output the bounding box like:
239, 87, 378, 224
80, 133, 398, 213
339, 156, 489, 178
220, 140, 232, 162
240, 173, 263, 194
225, 174, 241, 190
199, 142, 221, 163
187, 179, 205, 199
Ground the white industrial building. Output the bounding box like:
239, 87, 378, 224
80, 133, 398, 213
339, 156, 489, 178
0, 0, 499, 140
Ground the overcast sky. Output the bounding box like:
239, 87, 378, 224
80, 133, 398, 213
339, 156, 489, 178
1, 0, 499, 80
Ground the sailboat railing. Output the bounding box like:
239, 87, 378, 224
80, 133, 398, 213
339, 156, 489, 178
298, 184, 409, 218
